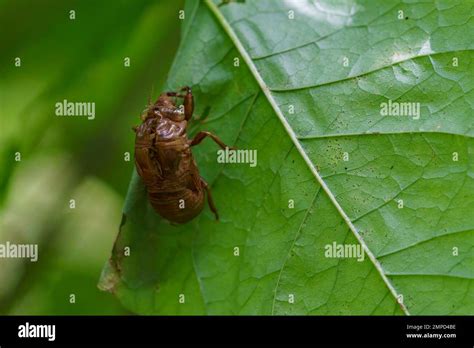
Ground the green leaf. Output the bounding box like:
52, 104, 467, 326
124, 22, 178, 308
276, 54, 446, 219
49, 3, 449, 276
99, 0, 474, 315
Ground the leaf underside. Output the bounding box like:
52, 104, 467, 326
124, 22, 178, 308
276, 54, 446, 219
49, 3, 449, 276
99, 0, 474, 315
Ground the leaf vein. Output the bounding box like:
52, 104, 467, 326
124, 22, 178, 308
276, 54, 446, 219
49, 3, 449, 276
206, 0, 411, 315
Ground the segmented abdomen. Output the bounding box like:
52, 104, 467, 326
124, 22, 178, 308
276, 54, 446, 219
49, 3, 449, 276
148, 186, 205, 224
134, 132, 204, 224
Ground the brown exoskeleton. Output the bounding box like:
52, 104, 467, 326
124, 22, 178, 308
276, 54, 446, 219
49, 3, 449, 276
133, 86, 232, 224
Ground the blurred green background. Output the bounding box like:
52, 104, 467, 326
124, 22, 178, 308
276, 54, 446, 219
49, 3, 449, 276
0, 0, 182, 314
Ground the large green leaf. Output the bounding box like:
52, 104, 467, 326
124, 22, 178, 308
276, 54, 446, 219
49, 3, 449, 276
99, 0, 474, 315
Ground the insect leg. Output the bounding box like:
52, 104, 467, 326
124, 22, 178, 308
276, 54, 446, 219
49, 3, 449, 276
201, 178, 219, 220
189, 131, 235, 150
165, 87, 194, 120
181, 87, 194, 121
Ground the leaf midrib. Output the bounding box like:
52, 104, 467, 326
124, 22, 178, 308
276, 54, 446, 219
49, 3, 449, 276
205, 0, 410, 315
